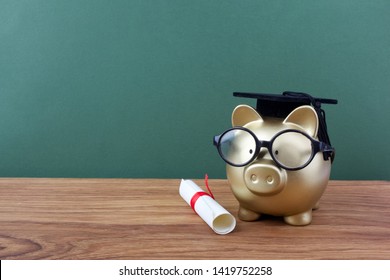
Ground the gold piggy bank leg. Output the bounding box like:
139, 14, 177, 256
238, 205, 261, 221
313, 200, 320, 210
284, 209, 312, 226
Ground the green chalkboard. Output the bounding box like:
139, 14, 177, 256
1, 0, 389, 179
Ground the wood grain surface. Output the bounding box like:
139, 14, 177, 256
0, 178, 389, 259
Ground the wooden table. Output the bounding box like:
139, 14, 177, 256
0, 178, 389, 259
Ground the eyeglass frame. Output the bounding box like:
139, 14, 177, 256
213, 127, 335, 171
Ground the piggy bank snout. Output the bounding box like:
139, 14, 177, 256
244, 163, 286, 195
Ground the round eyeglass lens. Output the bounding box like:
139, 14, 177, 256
271, 131, 313, 169
219, 129, 257, 166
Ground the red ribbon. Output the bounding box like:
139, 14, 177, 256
190, 174, 215, 213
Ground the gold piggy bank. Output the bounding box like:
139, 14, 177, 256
214, 93, 336, 226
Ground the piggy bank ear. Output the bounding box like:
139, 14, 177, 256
283, 105, 319, 137
232, 105, 263, 127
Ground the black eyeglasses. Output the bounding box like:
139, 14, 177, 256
213, 127, 334, 171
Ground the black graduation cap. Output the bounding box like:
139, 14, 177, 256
233, 91, 338, 159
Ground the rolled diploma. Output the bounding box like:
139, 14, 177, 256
179, 179, 236, 235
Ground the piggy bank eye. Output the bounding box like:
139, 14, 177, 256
218, 129, 257, 166
271, 131, 313, 169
